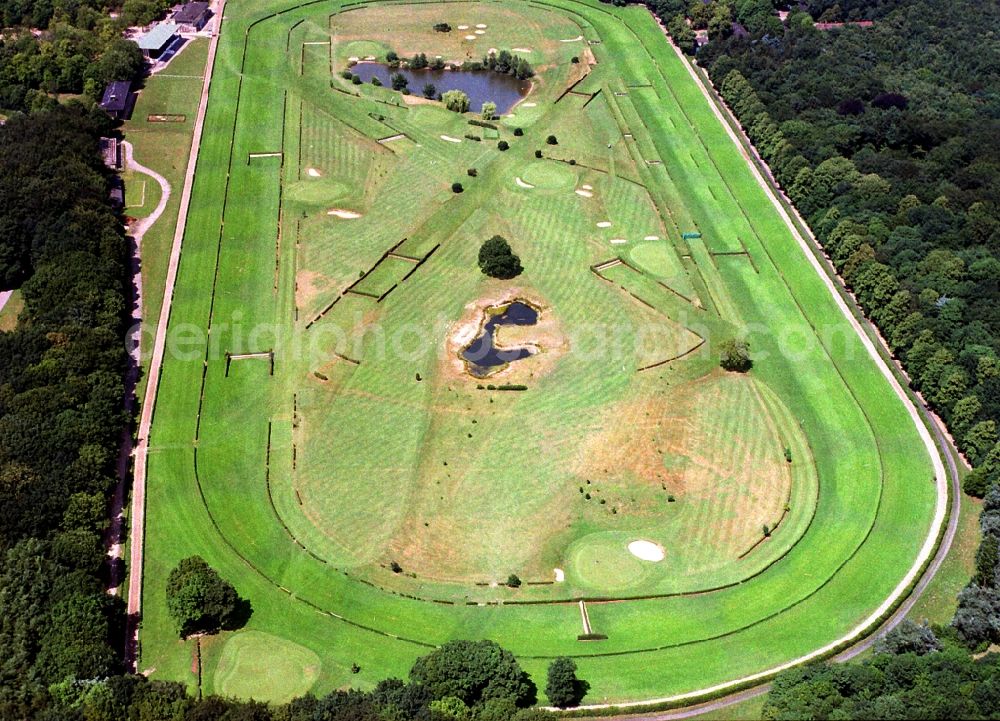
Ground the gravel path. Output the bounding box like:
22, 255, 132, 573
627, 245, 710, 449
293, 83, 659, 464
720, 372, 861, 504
105, 141, 172, 600
124, 0, 226, 672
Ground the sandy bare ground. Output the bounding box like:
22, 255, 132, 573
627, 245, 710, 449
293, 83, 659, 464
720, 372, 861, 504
327, 209, 362, 218
124, 0, 226, 673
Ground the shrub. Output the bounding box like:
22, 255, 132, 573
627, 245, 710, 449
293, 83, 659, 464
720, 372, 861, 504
386, 50, 399, 63
478, 235, 523, 279
497, 140, 509, 151
571, 56, 580, 63
467, 168, 478, 177
513, 127, 524, 136
546, 134, 557, 145
568, 158, 576, 165
371, 76, 382, 87
423, 83, 437, 99
351, 75, 362, 85
464, 134, 481, 141
391, 72, 408, 91
340, 69, 353, 79
443, 89, 471, 113
390, 561, 403, 573
874, 620, 942, 656
784, 447, 792, 463
451, 182, 464, 193
719, 338, 752, 372
497, 384, 527, 391
534, 149, 542, 158
506, 574, 521, 588
433, 22, 451, 32
468, 118, 498, 129
481, 101, 497, 121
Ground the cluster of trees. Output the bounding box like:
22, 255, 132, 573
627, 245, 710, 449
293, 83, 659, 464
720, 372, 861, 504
165, 556, 248, 638
478, 236, 523, 279
664, 0, 1000, 500
479, 49, 533, 80
637, 1, 1000, 715
0, 1, 146, 112
953, 484, 1000, 648
0, 104, 128, 718
37, 640, 584, 719
764, 624, 1000, 719
407, 52, 445, 71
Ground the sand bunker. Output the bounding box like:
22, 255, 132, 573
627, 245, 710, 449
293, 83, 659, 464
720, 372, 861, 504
597, 221, 612, 228
476, 23, 487, 28
582, 184, 593, 190
512, 47, 532, 53
644, 235, 660, 241
306, 167, 321, 177
522, 102, 537, 107
440, 135, 462, 143
457, 24, 469, 29
475, 29, 485, 35
554, 568, 565, 582
610, 238, 627, 244
515, 177, 535, 189
464, 34, 477, 40
327, 209, 362, 219
575, 189, 593, 198
560, 35, 584, 42
628, 540, 665, 562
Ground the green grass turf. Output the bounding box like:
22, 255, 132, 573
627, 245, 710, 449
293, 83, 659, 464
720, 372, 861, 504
124, 38, 209, 399
137, 0, 940, 706
213, 631, 322, 703
0, 289, 23, 332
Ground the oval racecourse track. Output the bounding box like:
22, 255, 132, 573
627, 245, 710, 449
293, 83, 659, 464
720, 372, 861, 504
133, 0, 949, 712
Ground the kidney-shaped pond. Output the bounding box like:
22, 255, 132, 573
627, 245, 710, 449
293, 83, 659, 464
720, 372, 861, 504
351, 63, 530, 113
461, 300, 538, 377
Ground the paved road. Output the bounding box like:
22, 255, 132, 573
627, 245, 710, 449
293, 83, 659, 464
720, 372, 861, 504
124, 0, 226, 671
105, 142, 172, 597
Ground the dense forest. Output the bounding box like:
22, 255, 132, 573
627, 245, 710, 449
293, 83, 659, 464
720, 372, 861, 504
0, 104, 128, 717
0, 0, 165, 115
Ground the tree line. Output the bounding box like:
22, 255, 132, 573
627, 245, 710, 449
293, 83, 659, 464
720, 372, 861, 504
0, 103, 128, 718
625, 0, 1000, 714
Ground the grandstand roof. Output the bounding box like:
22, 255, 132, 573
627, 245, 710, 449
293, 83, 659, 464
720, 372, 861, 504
136, 23, 178, 51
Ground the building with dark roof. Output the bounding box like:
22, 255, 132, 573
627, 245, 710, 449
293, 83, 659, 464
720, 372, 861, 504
173, 2, 212, 31
100, 81, 133, 120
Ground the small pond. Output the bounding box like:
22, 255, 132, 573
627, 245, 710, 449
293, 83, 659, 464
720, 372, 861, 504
351, 63, 530, 113
461, 301, 538, 377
